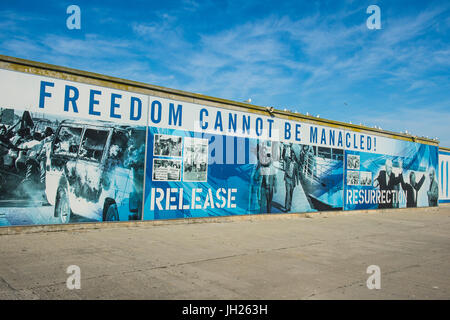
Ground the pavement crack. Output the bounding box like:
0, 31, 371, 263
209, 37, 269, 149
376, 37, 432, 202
0, 277, 17, 291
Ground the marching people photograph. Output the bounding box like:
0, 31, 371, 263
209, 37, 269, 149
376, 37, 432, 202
183, 137, 208, 182
347, 171, 359, 185
153, 134, 183, 157
360, 171, 372, 186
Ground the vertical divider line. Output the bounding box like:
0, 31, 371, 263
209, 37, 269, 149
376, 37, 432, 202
141, 96, 150, 221
342, 130, 347, 211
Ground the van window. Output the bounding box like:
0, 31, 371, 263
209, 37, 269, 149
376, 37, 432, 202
79, 129, 109, 162
108, 130, 128, 167
54, 126, 82, 157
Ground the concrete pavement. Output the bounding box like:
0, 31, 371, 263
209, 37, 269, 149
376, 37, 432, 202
1, 206, 449, 299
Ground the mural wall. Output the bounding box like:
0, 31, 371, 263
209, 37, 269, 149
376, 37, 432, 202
0, 67, 440, 226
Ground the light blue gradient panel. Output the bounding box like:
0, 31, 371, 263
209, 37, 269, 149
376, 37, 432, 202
313, 159, 343, 209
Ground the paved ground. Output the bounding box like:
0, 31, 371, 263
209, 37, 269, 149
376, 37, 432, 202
1, 206, 449, 300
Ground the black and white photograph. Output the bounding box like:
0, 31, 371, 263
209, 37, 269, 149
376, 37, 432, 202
347, 170, 360, 185
152, 158, 182, 181
153, 134, 183, 157
183, 137, 208, 182
0, 108, 146, 226
347, 154, 360, 170
360, 171, 372, 186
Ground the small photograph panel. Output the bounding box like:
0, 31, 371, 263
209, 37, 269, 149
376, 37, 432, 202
183, 137, 208, 182
347, 154, 360, 170
153, 134, 183, 157
347, 170, 360, 186
152, 158, 182, 181
360, 171, 372, 186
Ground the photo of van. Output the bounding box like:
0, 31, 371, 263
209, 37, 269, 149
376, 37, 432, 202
45, 120, 146, 223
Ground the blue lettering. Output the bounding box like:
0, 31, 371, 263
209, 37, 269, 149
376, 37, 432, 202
367, 136, 372, 150
320, 129, 327, 144
242, 115, 250, 134
89, 89, 101, 116
228, 113, 237, 132
295, 124, 301, 141
338, 131, 343, 147
39, 81, 54, 109
169, 103, 182, 126
214, 111, 223, 132
285, 122, 291, 140
151, 100, 162, 124
200, 108, 208, 129
267, 119, 274, 138
64, 85, 79, 113
310, 126, 318, 144
130, 97, 142, 121
255, 118, 263, 136
110, 93, 121, 119
329, 130, 335, 146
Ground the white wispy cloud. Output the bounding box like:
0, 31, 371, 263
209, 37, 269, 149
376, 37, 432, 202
0, 3, 448, 144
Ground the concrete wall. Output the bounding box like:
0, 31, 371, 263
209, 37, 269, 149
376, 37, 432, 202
0, 54, 441, 228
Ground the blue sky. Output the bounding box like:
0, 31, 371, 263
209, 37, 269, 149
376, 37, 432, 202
0, 0, 449, 145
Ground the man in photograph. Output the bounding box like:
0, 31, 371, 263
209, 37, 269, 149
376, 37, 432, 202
427, 169, 438, 206
373, 159, 402, 208
283, 146, 298, 212
401, 171, 426, 208
257, 140, 276, 214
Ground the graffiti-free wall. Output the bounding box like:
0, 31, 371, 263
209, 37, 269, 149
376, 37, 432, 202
0, 66, 440, 226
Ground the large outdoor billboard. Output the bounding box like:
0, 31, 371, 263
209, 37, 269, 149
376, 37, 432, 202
0, 65, 440, 226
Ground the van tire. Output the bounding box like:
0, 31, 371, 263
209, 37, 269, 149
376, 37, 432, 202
55, 185, 71, 224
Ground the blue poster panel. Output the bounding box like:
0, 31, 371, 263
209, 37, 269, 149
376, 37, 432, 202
143, 128, 344, 220
344, 142, 439, 210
